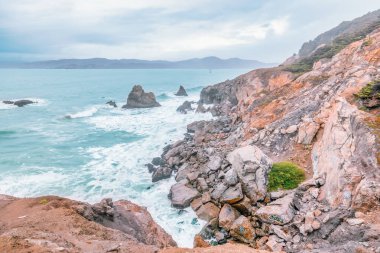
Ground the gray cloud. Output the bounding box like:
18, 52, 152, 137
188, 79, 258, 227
0, 0, 379, 62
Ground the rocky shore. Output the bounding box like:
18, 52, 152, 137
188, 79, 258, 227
147, 26, 380, 252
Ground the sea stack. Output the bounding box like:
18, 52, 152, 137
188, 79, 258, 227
122, 85, 161, 109
175, 85, 188, 96
2, 100, 35, 107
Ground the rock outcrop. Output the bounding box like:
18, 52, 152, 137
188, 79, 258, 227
106, 100, 117, 107
175, 85, 188, 96
122, 85, 161, 109
0, 195, 176, 253
177, 101, 194, 114
3, 99, 34, 107
152, 18, 380, 253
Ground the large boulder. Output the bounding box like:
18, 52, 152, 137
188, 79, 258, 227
152, 167, 172, 182
218, 204, 240, 231
220, 183, 244, 204
255, 193, 295, 225
122, 85, 161, 109
175, 85, 188, 96
169, 181, 201, 208
230, 215, 256, 243
226, 145, 272, 202
196, 202, 220, 221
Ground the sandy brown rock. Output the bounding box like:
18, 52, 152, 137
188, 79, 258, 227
0, 195, 175, 253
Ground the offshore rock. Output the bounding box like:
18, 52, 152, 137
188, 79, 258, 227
175, 85, 188, 96
122, 85, 161, 109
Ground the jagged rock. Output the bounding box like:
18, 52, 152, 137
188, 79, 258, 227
256, 193, 295, 225
106, 100, 117, 107
224, 169, 239, 186
226, 145, 272, 202
187, 120, 206, 133
270, 225, 292, 241
232, 196, 252, 216
175, 85, 188, 96
266, 235, 285, 252
193, 234, 210, 248
218, 204, 240, 231
152, 157, 164, 166
196, 202, 220, 221
297, 120, 319, 144
152, 167, 172, 182
211, 183, 228, 200
175, 163, 192, 182
169, 182, 201, 209
196, 103, 207, 113
201, 192, 211, 203
220, 183, 244, 204
230, 215, 256, 243
177, 101, 194, 114
122, 85, 161, 109
285, 125, 298, 134
205, 155, 223, 172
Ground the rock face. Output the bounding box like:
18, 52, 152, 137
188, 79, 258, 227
122, 85, 161, 109
0, 195, 176, 253
175, 85, 188, 96
226, 145, 272, 202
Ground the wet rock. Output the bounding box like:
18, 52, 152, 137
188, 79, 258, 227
220, 183, 244, 204
177, 101, 194, 114
106, 100, 117, 107
256, 193, 295, 225
152, 167, 172, 182
3, 99, 35, 107
218, 204, 240, 231
230, 215, 256, 243
226, 145, 272, 202
169, 182, 201, 209
196, 103, 207, 113
193, 234, 210, 248
122, 85, 161, 109
152, 157, 164, 166
175, 85, 188, 96
196, 202, 220, 222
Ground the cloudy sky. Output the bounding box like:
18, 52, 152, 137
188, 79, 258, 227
0, 0, 379, 63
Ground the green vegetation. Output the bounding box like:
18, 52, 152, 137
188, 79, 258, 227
39, 198, 49, 205
356, 80, 380, 99
268, 162, 305, 191
285, 21, 380, 74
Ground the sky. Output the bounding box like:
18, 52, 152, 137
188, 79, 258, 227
0, 0, 379, 63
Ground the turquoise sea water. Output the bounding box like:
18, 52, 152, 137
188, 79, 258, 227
0, 68, 248, 246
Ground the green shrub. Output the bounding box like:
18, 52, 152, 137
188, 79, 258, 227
268, 162, 305, 191
356, 80, 380, 99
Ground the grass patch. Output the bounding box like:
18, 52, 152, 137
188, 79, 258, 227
39, 198, 49, 205
268, 162, 305, 191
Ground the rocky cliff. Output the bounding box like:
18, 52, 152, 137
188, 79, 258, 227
151, 17, 380, 253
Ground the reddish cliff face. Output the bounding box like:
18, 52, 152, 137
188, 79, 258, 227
0, 195, 176, 253
153, 28, 380, 252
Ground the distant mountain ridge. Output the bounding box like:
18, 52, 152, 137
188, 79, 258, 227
2, 57, 275, 69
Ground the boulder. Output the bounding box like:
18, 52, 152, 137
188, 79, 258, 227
297, 120, 319, 144
218, 204, 240, 231
226, 145, 272, 202
255, 193, 295, 225
152, 167, 172, 182
169, 182, 201, 208
175, 85, 188, 96
122, 85, 161, 109
196, 202, 220, 221
230, 215, 256, 243
176, 101, 194, 114
220, 183, 244, 204
224, 169, 239, 186
106, 100, 117, 107
205, 156, 223, 173
196, 103, 207, 113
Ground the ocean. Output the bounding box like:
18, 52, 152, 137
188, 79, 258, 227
0, 68, 247, 247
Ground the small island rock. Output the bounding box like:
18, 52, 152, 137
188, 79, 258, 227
122, 85, 161, 109
175, 85, 188, 96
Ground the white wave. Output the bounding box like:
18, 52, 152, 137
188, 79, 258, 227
66, 107, 99, 119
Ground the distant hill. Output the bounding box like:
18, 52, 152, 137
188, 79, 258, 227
3, 57, 275, 69
298, 9, 380, 57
